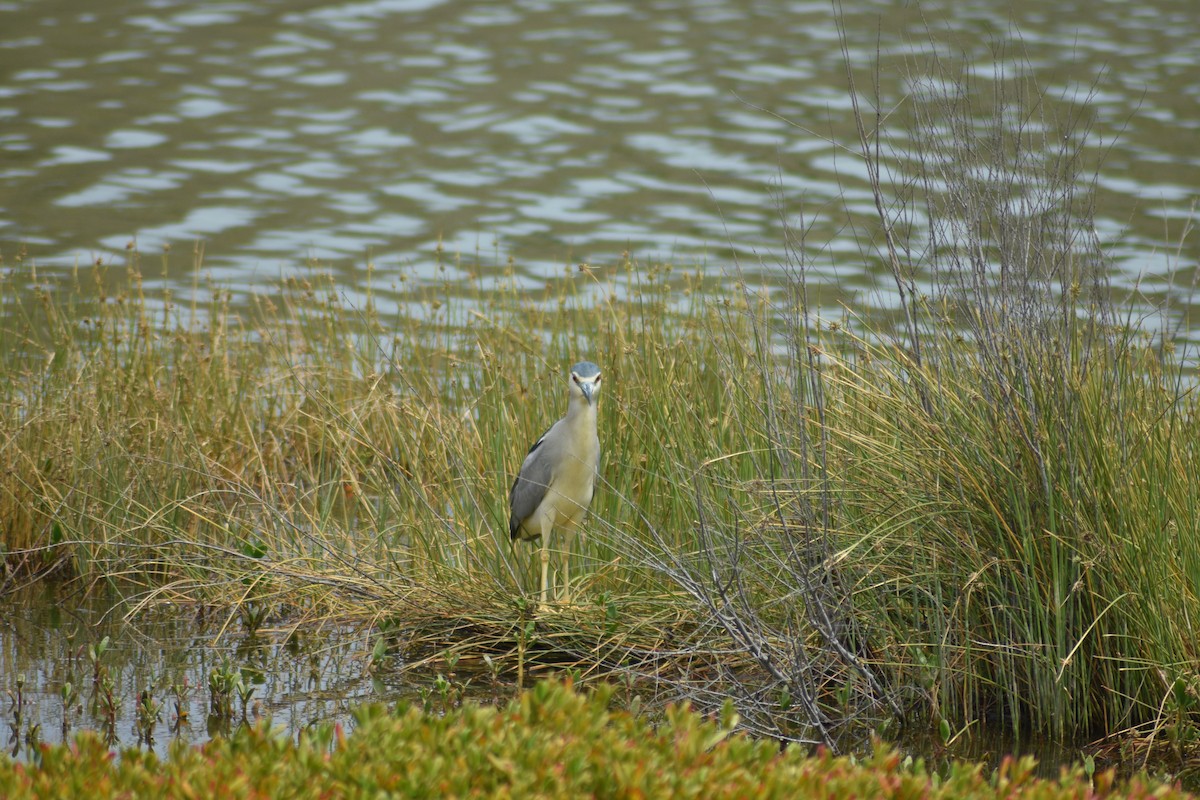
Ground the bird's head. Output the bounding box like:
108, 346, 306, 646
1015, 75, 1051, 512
569, 361, 602, 406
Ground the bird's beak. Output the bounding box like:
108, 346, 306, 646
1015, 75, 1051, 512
580, 382, 596, 405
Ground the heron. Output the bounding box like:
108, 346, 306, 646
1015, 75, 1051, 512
509, 361, 602, 606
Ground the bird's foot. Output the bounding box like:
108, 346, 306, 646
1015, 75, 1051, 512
533, 590, 581, 615
544, 594, 583, 612
536, 600, 564, 616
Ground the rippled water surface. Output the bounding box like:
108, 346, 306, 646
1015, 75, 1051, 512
0, 0, 1196, 304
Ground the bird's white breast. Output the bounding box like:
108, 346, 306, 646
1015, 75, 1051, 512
534, 415, 599, 532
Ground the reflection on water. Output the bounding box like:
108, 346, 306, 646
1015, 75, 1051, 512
0, 582, 400, 760
0, 0, 1195, 313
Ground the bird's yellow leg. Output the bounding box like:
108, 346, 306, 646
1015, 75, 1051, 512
539, 533, 551, 608
561, 549, 571, 605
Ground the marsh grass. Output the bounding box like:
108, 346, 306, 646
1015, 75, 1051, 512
3, 222, 1198, 756
0, 250, 765, 691
654, 35, 1200, 756
848, 44, 1200, 746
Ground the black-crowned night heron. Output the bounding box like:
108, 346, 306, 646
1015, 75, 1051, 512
509, 361, 602, 606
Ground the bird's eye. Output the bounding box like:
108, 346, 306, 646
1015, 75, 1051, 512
595, 375, 601, 384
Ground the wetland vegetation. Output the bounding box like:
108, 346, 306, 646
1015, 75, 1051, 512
3, 680, 1197, 799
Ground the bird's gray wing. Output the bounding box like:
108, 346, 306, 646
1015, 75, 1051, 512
509, 427, 555, 539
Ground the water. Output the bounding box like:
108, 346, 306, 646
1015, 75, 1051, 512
0, 582, 408, 760
0, 0, 1196, 309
